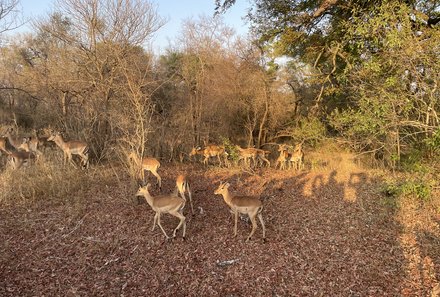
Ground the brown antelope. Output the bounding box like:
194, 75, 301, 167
236, 146, 270, 168
0, 137, 30, 168
236, 146, 255, 167
254, 148, 271, 167
275, 144, 289, 170
136, 183, 186, 239
1, 137, 36, 169
128, 152, 162, 188
5, 127, 24, 149
190, 145, 227, 166
289, 143, 304, 171
7, 149, 37, 169
0, 137, 7, 154
202, 144, 227, 166
28, 129, 43, 153
36, 128, 56, 151
189, 147, 204, 162
18, 136, 40, 152
214, 182, 266, 242
48, 132, 89, 169
176, 174, 194, 214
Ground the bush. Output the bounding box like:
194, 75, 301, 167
382, 179, 434, 202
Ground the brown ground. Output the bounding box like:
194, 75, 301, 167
1, 157, 439, 296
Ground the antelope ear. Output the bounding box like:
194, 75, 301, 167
225, 182, 230, 188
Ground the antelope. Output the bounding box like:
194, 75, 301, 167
236, 146, 255, 167
5, 127, 24, 150
7, 149, 36, 169
189, 147, 204, 163
48, 132, 89, 169
214, 182, 266, 242
18, 137, 43, 161
136, 183, 186, 239
36, 128, 56, 151
202, 144, 227, 166
0, 137, 7, 154
275, 144, 289, 170
236, 146, 271, 168
190, 145, 227, 166
253, 148, 271, 167
128, 152, 162, 188
28, 129, 43, 154
176, 174, 194, 214
1, 137, 36, 169
289, 143, 304, 171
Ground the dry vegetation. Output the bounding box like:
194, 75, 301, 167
1, 0, 440, 295
1, 148, 439, 296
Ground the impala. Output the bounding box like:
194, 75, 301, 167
202, 144, 227, 166
235, 146, 255, 167
275, 144, 289, 170
289, 142, 304, 171
5, 127, 24, 149
189, 147, 204, 163
214, 182, 266, 242
48, 132, 89, 168
0, 137, 6, 154
36, 128, 56, 151
28, 129, 43, 153
253, 148, 271, 167
176, 174, 194, 214
1, 138, 36, 169
236, 146, 271, 168
136, 183, 186, 239
128, 152, 162, 188
7, 149, 36, 169
190, 145, 227, 166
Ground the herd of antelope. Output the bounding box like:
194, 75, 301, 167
0, 126, 305, 241
0, 127, 89, 170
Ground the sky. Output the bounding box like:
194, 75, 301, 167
14, 0, 251, 53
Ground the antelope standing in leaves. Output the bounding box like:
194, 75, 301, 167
48, 132, 89, 169
176, 174, 194, 214
214, 182, 266, 242
128, 152, 162, 188
136, 183, 186, 239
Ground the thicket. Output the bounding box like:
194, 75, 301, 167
0, 0, 439, 182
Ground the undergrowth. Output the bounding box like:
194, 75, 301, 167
0, 161, 116, 207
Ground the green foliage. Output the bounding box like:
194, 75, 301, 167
221, 137, 239, 162
330, 2, 440, 168
424, 128, 440, 153
281, 118, 326, 146
383, 179, 434, 202
399, 149, 431, 174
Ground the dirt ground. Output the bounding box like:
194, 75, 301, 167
1, 158, 439, 296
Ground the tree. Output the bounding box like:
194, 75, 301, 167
0, 0, 22, 36
18, 0, 165, 160
216, 0, 440, 168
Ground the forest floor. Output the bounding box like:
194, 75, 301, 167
1, 153, 440, 296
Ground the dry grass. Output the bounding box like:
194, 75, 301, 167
0, 159, 116, 207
